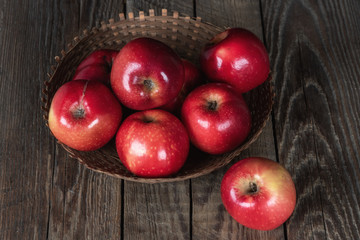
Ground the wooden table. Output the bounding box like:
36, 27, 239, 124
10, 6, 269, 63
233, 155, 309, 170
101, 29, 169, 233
1, 0, 359, 239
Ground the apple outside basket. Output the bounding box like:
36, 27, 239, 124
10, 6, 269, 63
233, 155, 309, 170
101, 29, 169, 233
41, 9, 274, 183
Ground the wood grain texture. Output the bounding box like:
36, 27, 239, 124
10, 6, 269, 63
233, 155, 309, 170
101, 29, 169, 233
123, 182, 190, 240
261, 0, 360, 239
196, 0, 263, 28
122, 3, 193, 240
77, 0, 126, 30
192, 0, 283, 239
48, 152, 122, 239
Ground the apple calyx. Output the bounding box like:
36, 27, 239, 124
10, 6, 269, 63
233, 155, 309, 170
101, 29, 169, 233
72, 107, 85, 119
207, 100, 218, 111
143, 79, 155, 92
247, 181, 259, 195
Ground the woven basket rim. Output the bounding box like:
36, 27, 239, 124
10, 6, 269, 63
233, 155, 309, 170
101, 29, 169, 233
41, 9, 274, 183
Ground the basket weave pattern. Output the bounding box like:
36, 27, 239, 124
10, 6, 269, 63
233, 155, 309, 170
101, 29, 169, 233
41, 9, 274, 183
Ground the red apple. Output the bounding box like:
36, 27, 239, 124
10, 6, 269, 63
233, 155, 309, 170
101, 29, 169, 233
116, 109, 189, 177
221, 157, 296, 231
48, 80, 122, 151
111, 37, 184, 110
181, 83, 251, 154
161, 59, 203, 114
200, 28, 270, 93
73, 49, 118, 84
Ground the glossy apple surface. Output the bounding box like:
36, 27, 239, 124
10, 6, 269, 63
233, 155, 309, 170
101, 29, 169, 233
181, 83, 251, 154
161, 59, 203, 114
49, 80, 122, 151
116, 109, 189, 177
111, 37, 184, 110
221, 157, 296, 231
200, 28, 270, 93
73, 49, 118, 84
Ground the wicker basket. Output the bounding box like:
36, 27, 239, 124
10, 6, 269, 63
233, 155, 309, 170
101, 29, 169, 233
41, 9, 274, 183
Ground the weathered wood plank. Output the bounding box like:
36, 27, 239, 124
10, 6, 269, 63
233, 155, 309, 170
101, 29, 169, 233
43, 1, 125, 239
124, 182, 191, 240
0, 0, 55, 238
192, 0, 284, 239
261, 0, 360, 239
121, 1, 194, 240
77, 0, 126, 30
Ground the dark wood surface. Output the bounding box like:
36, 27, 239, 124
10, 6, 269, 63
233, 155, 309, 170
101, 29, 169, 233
0, 0, 359, 239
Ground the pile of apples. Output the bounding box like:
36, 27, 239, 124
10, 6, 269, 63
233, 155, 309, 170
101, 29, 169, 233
48, 28, 296, 231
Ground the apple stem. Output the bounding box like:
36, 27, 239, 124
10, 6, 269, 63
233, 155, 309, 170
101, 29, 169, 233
249, 182, 258, 194
80, 81, 89, 107
72, 81, 88, 119
207, 101, 218, 111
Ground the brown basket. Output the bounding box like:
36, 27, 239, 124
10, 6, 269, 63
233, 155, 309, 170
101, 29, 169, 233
41, 9, 274, 183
